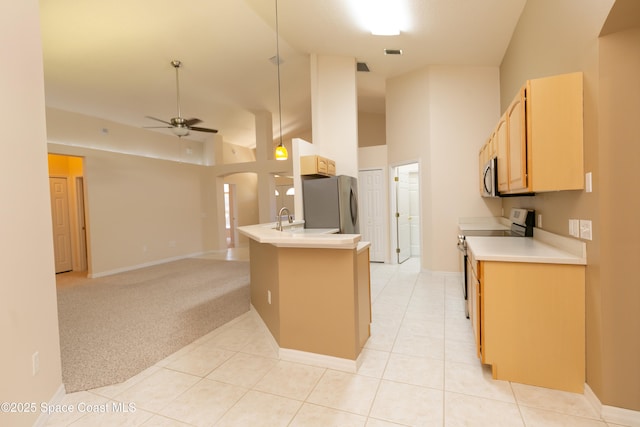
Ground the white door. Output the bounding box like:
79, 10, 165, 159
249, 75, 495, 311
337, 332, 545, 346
358, 169, 385, 262
409, 171, 421, 256
75, 177, 88, 271
396, 168, 411, 263
50, 177, 73, 273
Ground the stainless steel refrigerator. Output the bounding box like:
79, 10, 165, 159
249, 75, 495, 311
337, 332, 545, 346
301, 175, 360, 234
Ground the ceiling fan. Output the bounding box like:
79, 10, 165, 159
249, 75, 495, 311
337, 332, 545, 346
145, 60, 218, 137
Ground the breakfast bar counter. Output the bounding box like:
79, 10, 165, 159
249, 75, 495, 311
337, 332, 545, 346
238, 222, 371, 370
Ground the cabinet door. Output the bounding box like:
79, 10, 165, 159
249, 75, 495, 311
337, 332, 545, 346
301, 155, 333, 176
495, 114, 509, 193
327, 159, 336, 176
528, 72, 584, 191
507, 87, 527, 192
317, 157, 329, 174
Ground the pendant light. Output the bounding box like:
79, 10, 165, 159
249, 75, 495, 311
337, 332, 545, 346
274, 0, 288, 160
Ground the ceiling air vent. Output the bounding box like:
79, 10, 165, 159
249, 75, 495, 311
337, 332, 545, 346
356, 62, 370, 72
384, 49, 403, 55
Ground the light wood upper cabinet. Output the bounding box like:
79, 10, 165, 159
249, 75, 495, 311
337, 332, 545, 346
526, 72, 584, 192
495, 114, 509, 193
479, 72, 584, 195
507, 86, 527, 192
300, 155, 336, 177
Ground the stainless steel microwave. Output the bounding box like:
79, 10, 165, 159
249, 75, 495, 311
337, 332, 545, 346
482, 157, 499, 198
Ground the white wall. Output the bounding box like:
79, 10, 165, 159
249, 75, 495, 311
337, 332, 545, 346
310, 55, 359, 178
387, 66, 502, 272
46, 108, 206, 164
0, 1, 64, 425
44, 106, 278, 275
358, 111, 386, 147
48, 144, 216, 277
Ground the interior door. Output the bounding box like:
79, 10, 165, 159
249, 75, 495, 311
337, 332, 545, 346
409, 171, 420, 256
75, 177, 88, 271
50, 177, 73, 273
396, 168, 411, 264
358, 169, 385, 262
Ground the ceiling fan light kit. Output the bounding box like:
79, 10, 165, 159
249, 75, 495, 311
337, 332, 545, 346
144, 60, 218, 137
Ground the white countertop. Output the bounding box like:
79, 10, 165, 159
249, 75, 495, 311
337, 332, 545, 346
238, 222, 362, 249
465, 235, 586, 265
458, 216, 510, 232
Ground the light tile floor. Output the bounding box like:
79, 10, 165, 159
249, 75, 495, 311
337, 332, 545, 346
44, 257, 625, 427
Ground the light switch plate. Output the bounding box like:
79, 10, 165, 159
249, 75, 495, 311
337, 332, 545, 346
585, 172, 593, 193
579, 220, 593, 240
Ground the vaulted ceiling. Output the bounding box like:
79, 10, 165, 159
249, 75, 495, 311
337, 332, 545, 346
39, 0, 526, 148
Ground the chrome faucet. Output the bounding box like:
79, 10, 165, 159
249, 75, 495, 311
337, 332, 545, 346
276, 207, 293, 231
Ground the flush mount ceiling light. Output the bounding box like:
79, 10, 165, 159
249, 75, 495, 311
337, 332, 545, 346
349, 0, 408, 36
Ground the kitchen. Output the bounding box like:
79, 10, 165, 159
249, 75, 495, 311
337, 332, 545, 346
240, 66, 589, 388
4, 1, 639, 427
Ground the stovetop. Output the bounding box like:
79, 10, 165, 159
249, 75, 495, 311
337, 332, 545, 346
457, 208, 535, 249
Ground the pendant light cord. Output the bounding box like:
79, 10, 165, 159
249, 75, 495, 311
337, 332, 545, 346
275, 0, 284, 148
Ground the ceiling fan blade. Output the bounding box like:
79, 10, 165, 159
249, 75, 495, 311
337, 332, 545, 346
190, 126, 218, 134
184, 118, 202, 126
146, 116, 172, 125
143, 126, 173, 129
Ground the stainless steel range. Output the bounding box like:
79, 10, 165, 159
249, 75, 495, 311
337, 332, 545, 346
457, 208, 535, 317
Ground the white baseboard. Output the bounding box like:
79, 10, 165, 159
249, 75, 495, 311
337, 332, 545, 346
585, 383, 640, 427
89, 252, 206, 278
33, 383, 66, 427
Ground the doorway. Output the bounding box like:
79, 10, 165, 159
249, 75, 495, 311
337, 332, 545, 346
224, 183, 238, 248
48, 154, 89, 274
392, 163, 421, 264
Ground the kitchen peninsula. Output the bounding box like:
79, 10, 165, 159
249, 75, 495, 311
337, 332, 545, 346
238, 222, 371, 370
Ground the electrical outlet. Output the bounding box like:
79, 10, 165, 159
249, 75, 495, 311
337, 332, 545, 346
579, 220, 593, 240
267, 290, 272, 305
569, 219, 579, 237
585, 172, 593, 193
537, 214, 542, 229
32, 351, 39, 375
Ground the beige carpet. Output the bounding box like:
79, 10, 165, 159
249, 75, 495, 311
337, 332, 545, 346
56, 258, 250, 392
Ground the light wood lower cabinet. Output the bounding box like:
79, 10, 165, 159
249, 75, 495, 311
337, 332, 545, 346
469, 257, 585, 392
